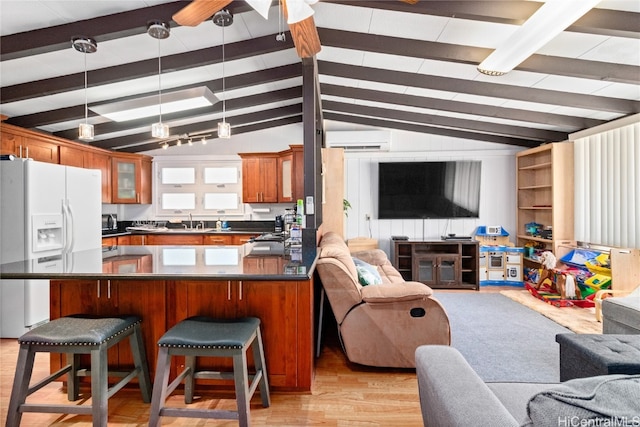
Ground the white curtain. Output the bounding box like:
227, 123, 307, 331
574, 121, 640, 249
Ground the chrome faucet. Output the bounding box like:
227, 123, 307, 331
188, 213, 193, 229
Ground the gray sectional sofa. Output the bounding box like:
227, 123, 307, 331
416, 345, 640, 427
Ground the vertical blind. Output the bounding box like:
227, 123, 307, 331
574, 121, 639, 248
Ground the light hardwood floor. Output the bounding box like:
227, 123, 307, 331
0, 317, 425, 426
0, 287, 516, 426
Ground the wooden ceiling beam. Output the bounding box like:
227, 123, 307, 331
319, 61, 640, 114
323, 100, 567, 142
91, 104, 303, 150
6, 63, 301, 129
318, 28, 640, 85
1, 34, 295, 104
53, 86, 303, 141
320, 83, 605, 130
323, 112, 539, 148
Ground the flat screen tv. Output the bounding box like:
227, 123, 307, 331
378, 161, 481, 219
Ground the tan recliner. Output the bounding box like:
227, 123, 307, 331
316, 232, 451, 368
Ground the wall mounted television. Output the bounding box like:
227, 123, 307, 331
378, 161, 481, 219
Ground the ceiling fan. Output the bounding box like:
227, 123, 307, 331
172, 0, 321, 58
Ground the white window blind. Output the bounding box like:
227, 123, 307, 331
155, 160, 243, 216
574, 121, 639, 248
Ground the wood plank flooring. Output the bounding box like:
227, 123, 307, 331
0, 317, 424, 426
0, 287, 518, 426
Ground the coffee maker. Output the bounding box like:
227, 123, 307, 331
275, 215, 284, 233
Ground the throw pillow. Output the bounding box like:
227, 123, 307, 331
521, 374, 640, 427
353, 257, 383, 286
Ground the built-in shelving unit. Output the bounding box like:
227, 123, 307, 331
516, 142, 574, 266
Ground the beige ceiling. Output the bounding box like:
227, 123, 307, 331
1, 0, 639, 153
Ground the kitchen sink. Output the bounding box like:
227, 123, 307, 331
163, 228, 216, 233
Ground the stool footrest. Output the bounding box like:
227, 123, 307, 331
26, 365, 72, 397
160, 407, 240, 420
20, 403, 94, 415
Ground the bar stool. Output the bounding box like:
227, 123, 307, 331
5, 314, 152, 427
148, 316, 270, 427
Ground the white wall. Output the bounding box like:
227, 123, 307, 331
342, 129, 524, 256
114, 123, 524, 248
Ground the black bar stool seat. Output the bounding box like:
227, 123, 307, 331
5, 314, 152, 427
148, 316, 270, 427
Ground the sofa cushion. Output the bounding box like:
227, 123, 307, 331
319, 242, 359, 281
353, 257, 383, 286
487, 383, 556, 425
522, 374, 640, 427
361, 281, 432, 303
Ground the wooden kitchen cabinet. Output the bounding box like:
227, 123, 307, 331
139, 157, 152, 204
49, 279, 167, 378
232, 234, 260, 245
145, 234, 203, 245
173, 279, 307, 389
102, 236, 117, 247
88, 151, 112, 203
278, 145, 304, 203
59, 145, 88, 168
111, 154, 153, 204
112, 156, 141, 204
202, 234, 233, 245
1, 130, 59, 163
239, 154, 279, 203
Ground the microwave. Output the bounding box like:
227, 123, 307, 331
101, 214, 118, 232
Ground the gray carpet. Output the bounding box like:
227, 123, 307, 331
433, 292, 573, 383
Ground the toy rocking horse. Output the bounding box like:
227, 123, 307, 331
535, 251, 580, 300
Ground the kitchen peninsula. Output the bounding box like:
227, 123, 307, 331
0, 242, 318, 392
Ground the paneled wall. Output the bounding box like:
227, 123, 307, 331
343, 133, 522, 256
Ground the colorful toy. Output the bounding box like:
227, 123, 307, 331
535, 251, 580, 300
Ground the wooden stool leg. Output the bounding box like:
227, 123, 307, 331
233, 351, 251, 427
6, 344, 35, 427
149, 347, 171, 427
184, 355, 196, 404
67, 352, 80, 401
129, 324, 152, 403
91, 344, 109, 427
252, 327, 271, 408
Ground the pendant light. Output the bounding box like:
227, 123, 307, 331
213, 10, 232, 139
148, 20, 171, 139
72, 36, 97, 141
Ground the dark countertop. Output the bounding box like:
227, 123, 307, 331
0, 242, 317, 281
103, 220, 275, 238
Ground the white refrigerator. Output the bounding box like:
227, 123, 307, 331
1, 159, 102, 337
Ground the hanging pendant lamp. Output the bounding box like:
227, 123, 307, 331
72, 36, 97, 141
148, 20, 171, 139
213, 10, 232, 139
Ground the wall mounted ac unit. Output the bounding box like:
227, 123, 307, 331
325, 130, 391, 152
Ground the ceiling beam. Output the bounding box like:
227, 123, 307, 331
324, 112, 539, 148
319, 61, 640, 114
6, 63, 302, 129
1, 34, 295, 104
53, 86, 303, 141
118, 115, 303, 154
0, 1, 259, 60
317, 28, 640, 85
323, 100, 567, 142
320, 83, 604, 130
92, 104, 303, 150
328, 1, 640, 38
